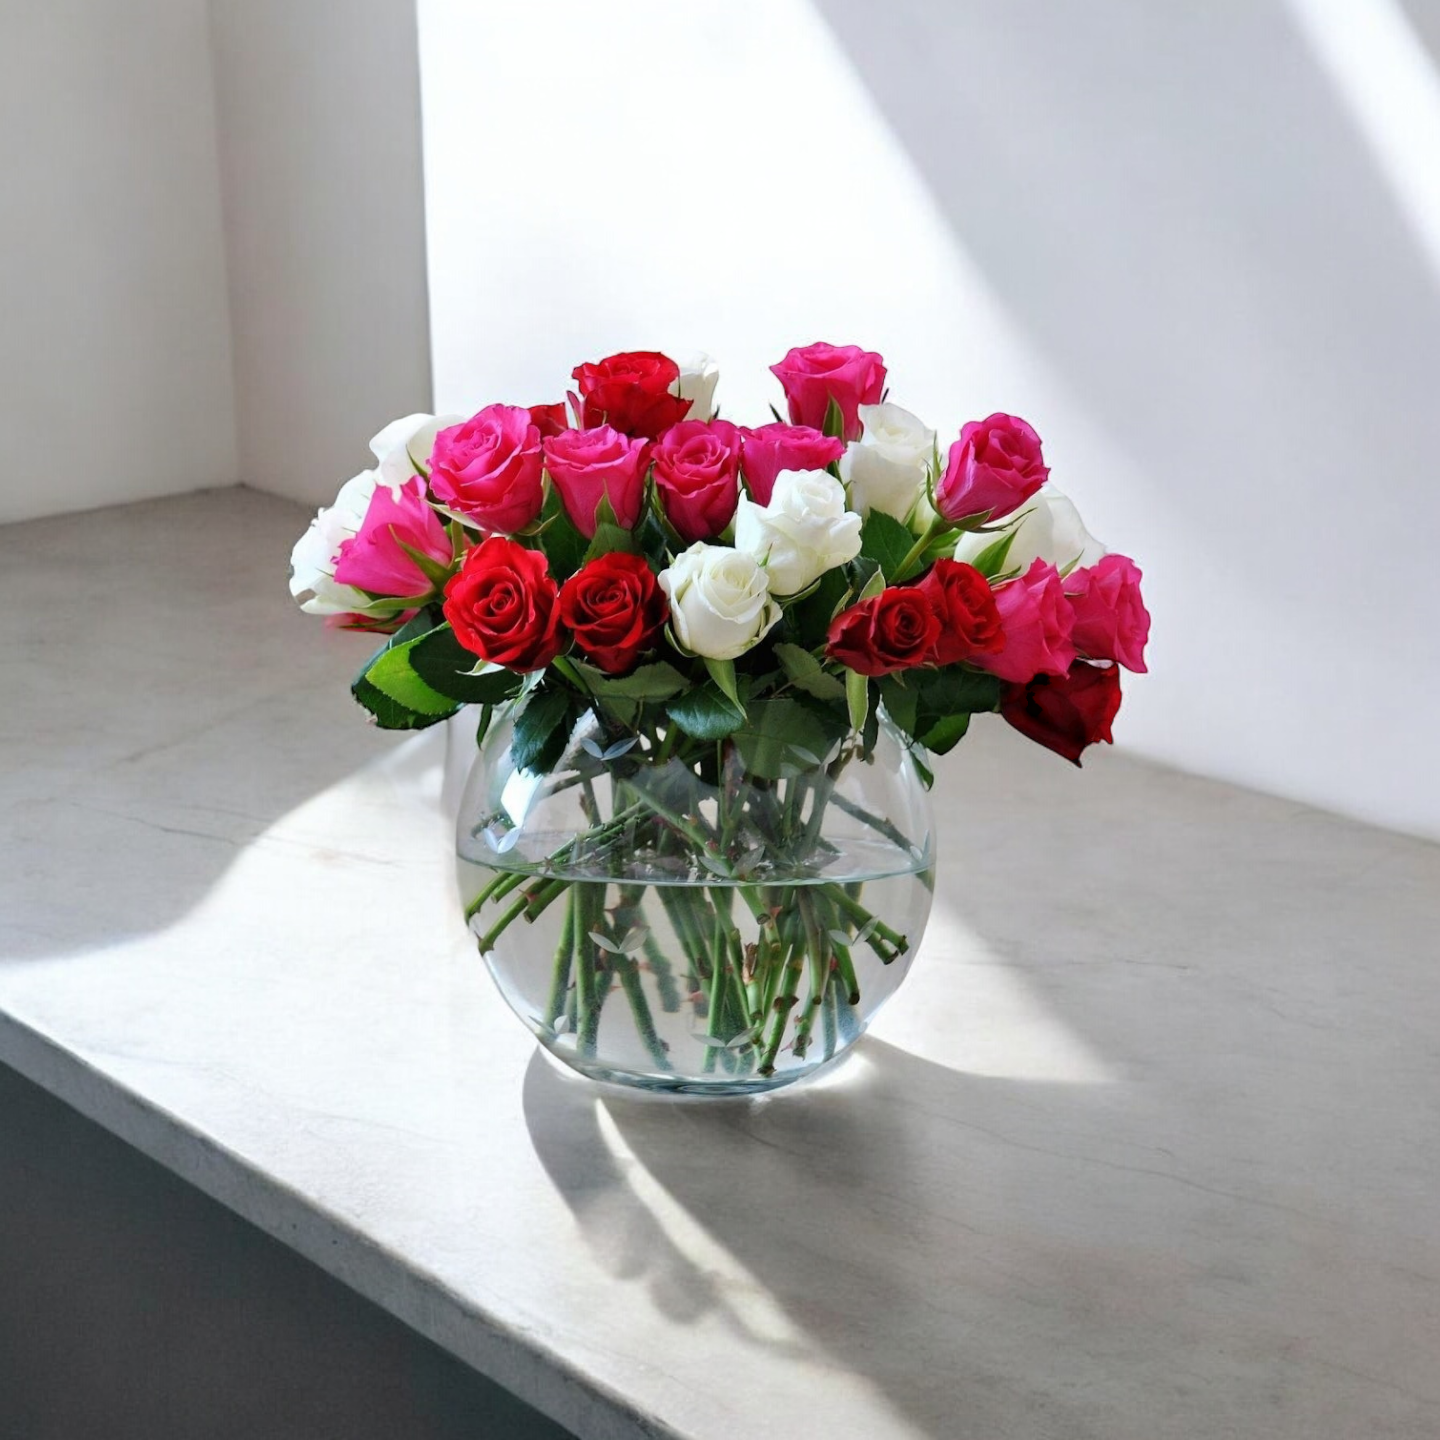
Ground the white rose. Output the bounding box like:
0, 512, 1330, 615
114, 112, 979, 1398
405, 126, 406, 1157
370, 411, 462, 488
954, 485, 1106, 574
839, 402, 935, 525
288, 468, 382, 616
289, 413, 456, 617
659, 543, 781, 660
670, 354, 720, 422
732, 469, 863, 596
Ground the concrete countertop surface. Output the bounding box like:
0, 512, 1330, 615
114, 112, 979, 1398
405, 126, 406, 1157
3, 487, 1438, 1439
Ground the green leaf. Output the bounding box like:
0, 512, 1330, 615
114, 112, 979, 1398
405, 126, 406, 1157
635, 509, 673, 570
877, 675, 919, 734
408, 624, 524, 705
784, 566, 850, 651
511, 685, 577, 774
584, 520, 640, 564
919, 710, 971, 753
858, 510, 915, 583
883, 667, 1002, 755
821, 395, 846, 442
733, 698, 849, 780
354, 625, 461, 719
395, 535, 457, 591
703, 656, 743, 714
768, 402, 785, 424
773, 642, 847, 701
539, 505, 588, 581
666, 683, 745, 742
856, 564, 886, 603
351, 675, 453, 730
846, 666, 869, 733
968, 527, 1019, 580
575, 659, 687, 701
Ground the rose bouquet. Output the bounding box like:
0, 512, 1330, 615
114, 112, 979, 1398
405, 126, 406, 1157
290, 345, 1149, 1092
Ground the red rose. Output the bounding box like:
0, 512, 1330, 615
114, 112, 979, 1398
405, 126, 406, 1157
740, 423, 845, 504
1000, 660, 1122, 766
558, 552, 668, 675
570, 351, 693, 439
826, 587, 941, 677
443, 536, 563, 671
543, 425, 650, 538
527, 402, 570, 440
1065, 553, 1150, 673
652, 419, 743, 543
918, 559, 1004, 665
936, 413, 1048, 524
769, 342, 886, 441
973, 559, 1076, 683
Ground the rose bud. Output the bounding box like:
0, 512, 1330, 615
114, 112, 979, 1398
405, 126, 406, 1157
671, 354, 720, 422
442, 536, 563, 671
770, 342, 886, 441
839, 402, 936, 524
429, 404, 546, 534
918, 559, 1004, 666
527, 402, 570, 440
1000, 660, 1122, 765
826, 588, 942, 677
936, 412, 1049, 525
972, 559, 1076, 683
740, 423, 845, 505
543, 425, 650, 537
652, 419, 743, 543
1065, 554, 1150, 672
333, 476, 453, 598
570, 351, 694, 439
558, 552, 669, 675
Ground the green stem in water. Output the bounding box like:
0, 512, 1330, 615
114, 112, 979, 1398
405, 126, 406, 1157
616, 952, 670, 1071
543, 884, 576, 1030
465, 867, 526, 924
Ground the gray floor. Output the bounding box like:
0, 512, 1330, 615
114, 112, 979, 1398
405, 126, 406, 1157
0, 1061, 574, 1440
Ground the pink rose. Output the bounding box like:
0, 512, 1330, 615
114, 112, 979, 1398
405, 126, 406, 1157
769, 342, 886, 441
652, 419, 743, 543
543, 425, 650, 537
937, 413, 1049, 524
333, 477, 452, 598
740, 423, 845, 505
1066, 554, 1150, 672
974, 559, 1076, 683
429, 404, 545, 533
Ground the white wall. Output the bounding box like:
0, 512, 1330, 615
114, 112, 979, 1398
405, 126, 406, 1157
208, 0, 432, 507
0, 0, 237, 524
418, 0, 1440, 840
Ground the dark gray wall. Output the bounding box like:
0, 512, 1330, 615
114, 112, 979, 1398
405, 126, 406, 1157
0, 1062, 574, 1440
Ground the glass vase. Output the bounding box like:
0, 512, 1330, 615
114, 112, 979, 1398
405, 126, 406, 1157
455, 703, 935, 1095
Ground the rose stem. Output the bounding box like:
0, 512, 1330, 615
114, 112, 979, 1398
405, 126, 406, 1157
821, 979, 839, 1060
757, 925, 807, 1077
543, 884, 576, 1030
478, 891, 531, 952
465, 867, 525, 924
608, 884, 672, 1068
792, 893, 830, 1060
616, 952, 670, 1071
574, 886, 599, 1057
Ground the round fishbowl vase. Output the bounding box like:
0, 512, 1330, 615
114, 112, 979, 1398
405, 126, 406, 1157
455, 704, 935, 1095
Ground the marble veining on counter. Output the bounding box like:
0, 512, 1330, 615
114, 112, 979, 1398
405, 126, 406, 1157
3, 488, 1439, 1439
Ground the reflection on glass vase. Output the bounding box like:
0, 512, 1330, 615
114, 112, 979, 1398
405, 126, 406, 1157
456, 703, 935, 1095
